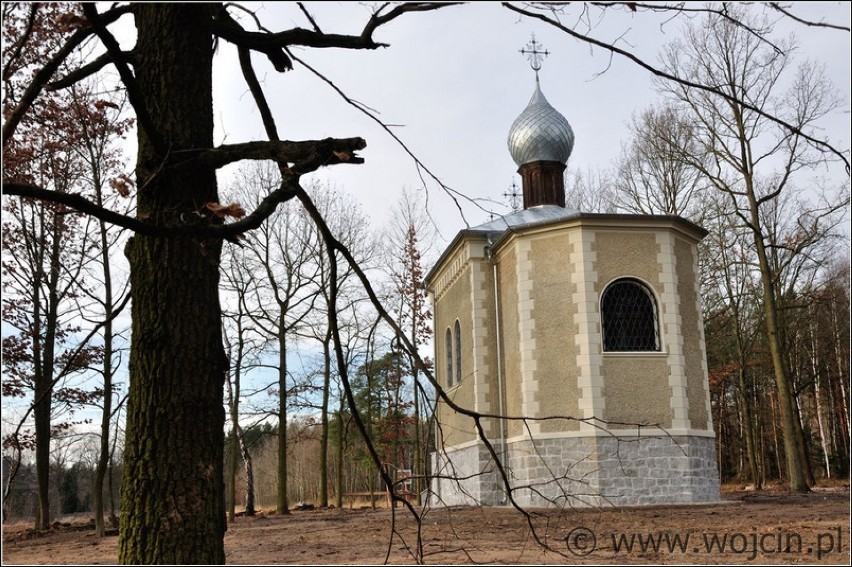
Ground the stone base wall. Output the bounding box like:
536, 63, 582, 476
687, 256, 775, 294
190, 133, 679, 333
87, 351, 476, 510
430, 443, 505, 506
430, 435, 719, 508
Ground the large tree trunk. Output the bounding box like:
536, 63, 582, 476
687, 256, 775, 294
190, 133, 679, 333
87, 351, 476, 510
754, 240, 808, 492
746, 185, 809, 493
119, 5, 227, 563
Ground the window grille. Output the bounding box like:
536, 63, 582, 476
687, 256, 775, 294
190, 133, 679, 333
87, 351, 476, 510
445, 328, 453, 387
601, 279, 660, 352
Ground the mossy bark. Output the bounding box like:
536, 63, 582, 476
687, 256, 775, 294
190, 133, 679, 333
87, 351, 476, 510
119, 5, 227, 564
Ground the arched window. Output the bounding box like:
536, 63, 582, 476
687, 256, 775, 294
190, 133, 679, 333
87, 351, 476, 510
454, 319, 462, 384
601, 278, 660, 352
445, 328, 454, 387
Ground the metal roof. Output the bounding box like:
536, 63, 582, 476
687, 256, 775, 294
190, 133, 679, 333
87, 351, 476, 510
469, 204, 580, 234
507, 79, 574, 166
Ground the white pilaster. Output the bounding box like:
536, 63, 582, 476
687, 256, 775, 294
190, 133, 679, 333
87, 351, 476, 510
570, 229, 604, 431
469, 259, 492, 434
690, 242, 714, 433
515, 239, 540, 434
656, 231, 691, 430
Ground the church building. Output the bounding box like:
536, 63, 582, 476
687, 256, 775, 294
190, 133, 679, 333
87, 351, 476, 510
425, 51, 721, 507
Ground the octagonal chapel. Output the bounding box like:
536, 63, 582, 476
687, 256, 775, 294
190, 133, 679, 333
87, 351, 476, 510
425, 69, 721, 507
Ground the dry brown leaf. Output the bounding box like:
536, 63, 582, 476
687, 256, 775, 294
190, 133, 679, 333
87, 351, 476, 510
205, 202, 247, 219
109, 174, 135, 197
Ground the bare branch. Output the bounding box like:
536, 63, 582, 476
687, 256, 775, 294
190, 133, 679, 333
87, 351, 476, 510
222, 2, 273, 33
297, 2, 322, 33
4, 134, 365, 237
588, 2, 787, 53
211, 2, 460, 55
237, 47, 281, 141
170, 138, 366, 171
4, 178, 295, 239
769, 2, 851, 32
46, 51, 119, 91
288, 51, 481, 225
361, 2, 464, 40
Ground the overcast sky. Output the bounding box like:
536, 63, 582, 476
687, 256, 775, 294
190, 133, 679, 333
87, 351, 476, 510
207, 2, 851, 251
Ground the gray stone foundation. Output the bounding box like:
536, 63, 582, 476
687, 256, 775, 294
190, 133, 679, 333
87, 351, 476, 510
430, 443, 504, 506
430, 434, 720, 508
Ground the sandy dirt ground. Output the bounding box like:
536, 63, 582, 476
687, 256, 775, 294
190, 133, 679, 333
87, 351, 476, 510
2, 488, 849, 565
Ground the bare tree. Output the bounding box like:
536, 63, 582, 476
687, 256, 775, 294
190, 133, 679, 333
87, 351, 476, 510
564, 166, 617, 213
298, 183, 375, 508
653, 5, 849, 491
759, 185, 849, 486
226, 162, 323, 515
702, 194, 765, 487
613, 104, 708, 221
221, 252, 266, 520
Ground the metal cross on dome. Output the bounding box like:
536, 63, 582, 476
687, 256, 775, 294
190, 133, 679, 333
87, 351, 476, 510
503, 179, 522, 212
520, 33, 549, 78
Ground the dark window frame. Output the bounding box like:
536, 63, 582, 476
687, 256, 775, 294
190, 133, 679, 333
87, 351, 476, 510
454, 319, 462, 384
445, 327, 454, 387
601, 278, 661, 352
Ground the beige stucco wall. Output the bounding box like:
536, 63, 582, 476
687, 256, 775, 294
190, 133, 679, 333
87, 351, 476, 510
675, 237, 709, 430
528, 231, 581, 432
595, 230, 672, 428
432, 245, 476, 446
439, 372, 476, 447
595, 231, 661, 289
601, 357, 673, 426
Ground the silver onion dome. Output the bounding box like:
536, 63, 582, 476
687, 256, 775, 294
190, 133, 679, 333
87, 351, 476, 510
507, 79, 574, 166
